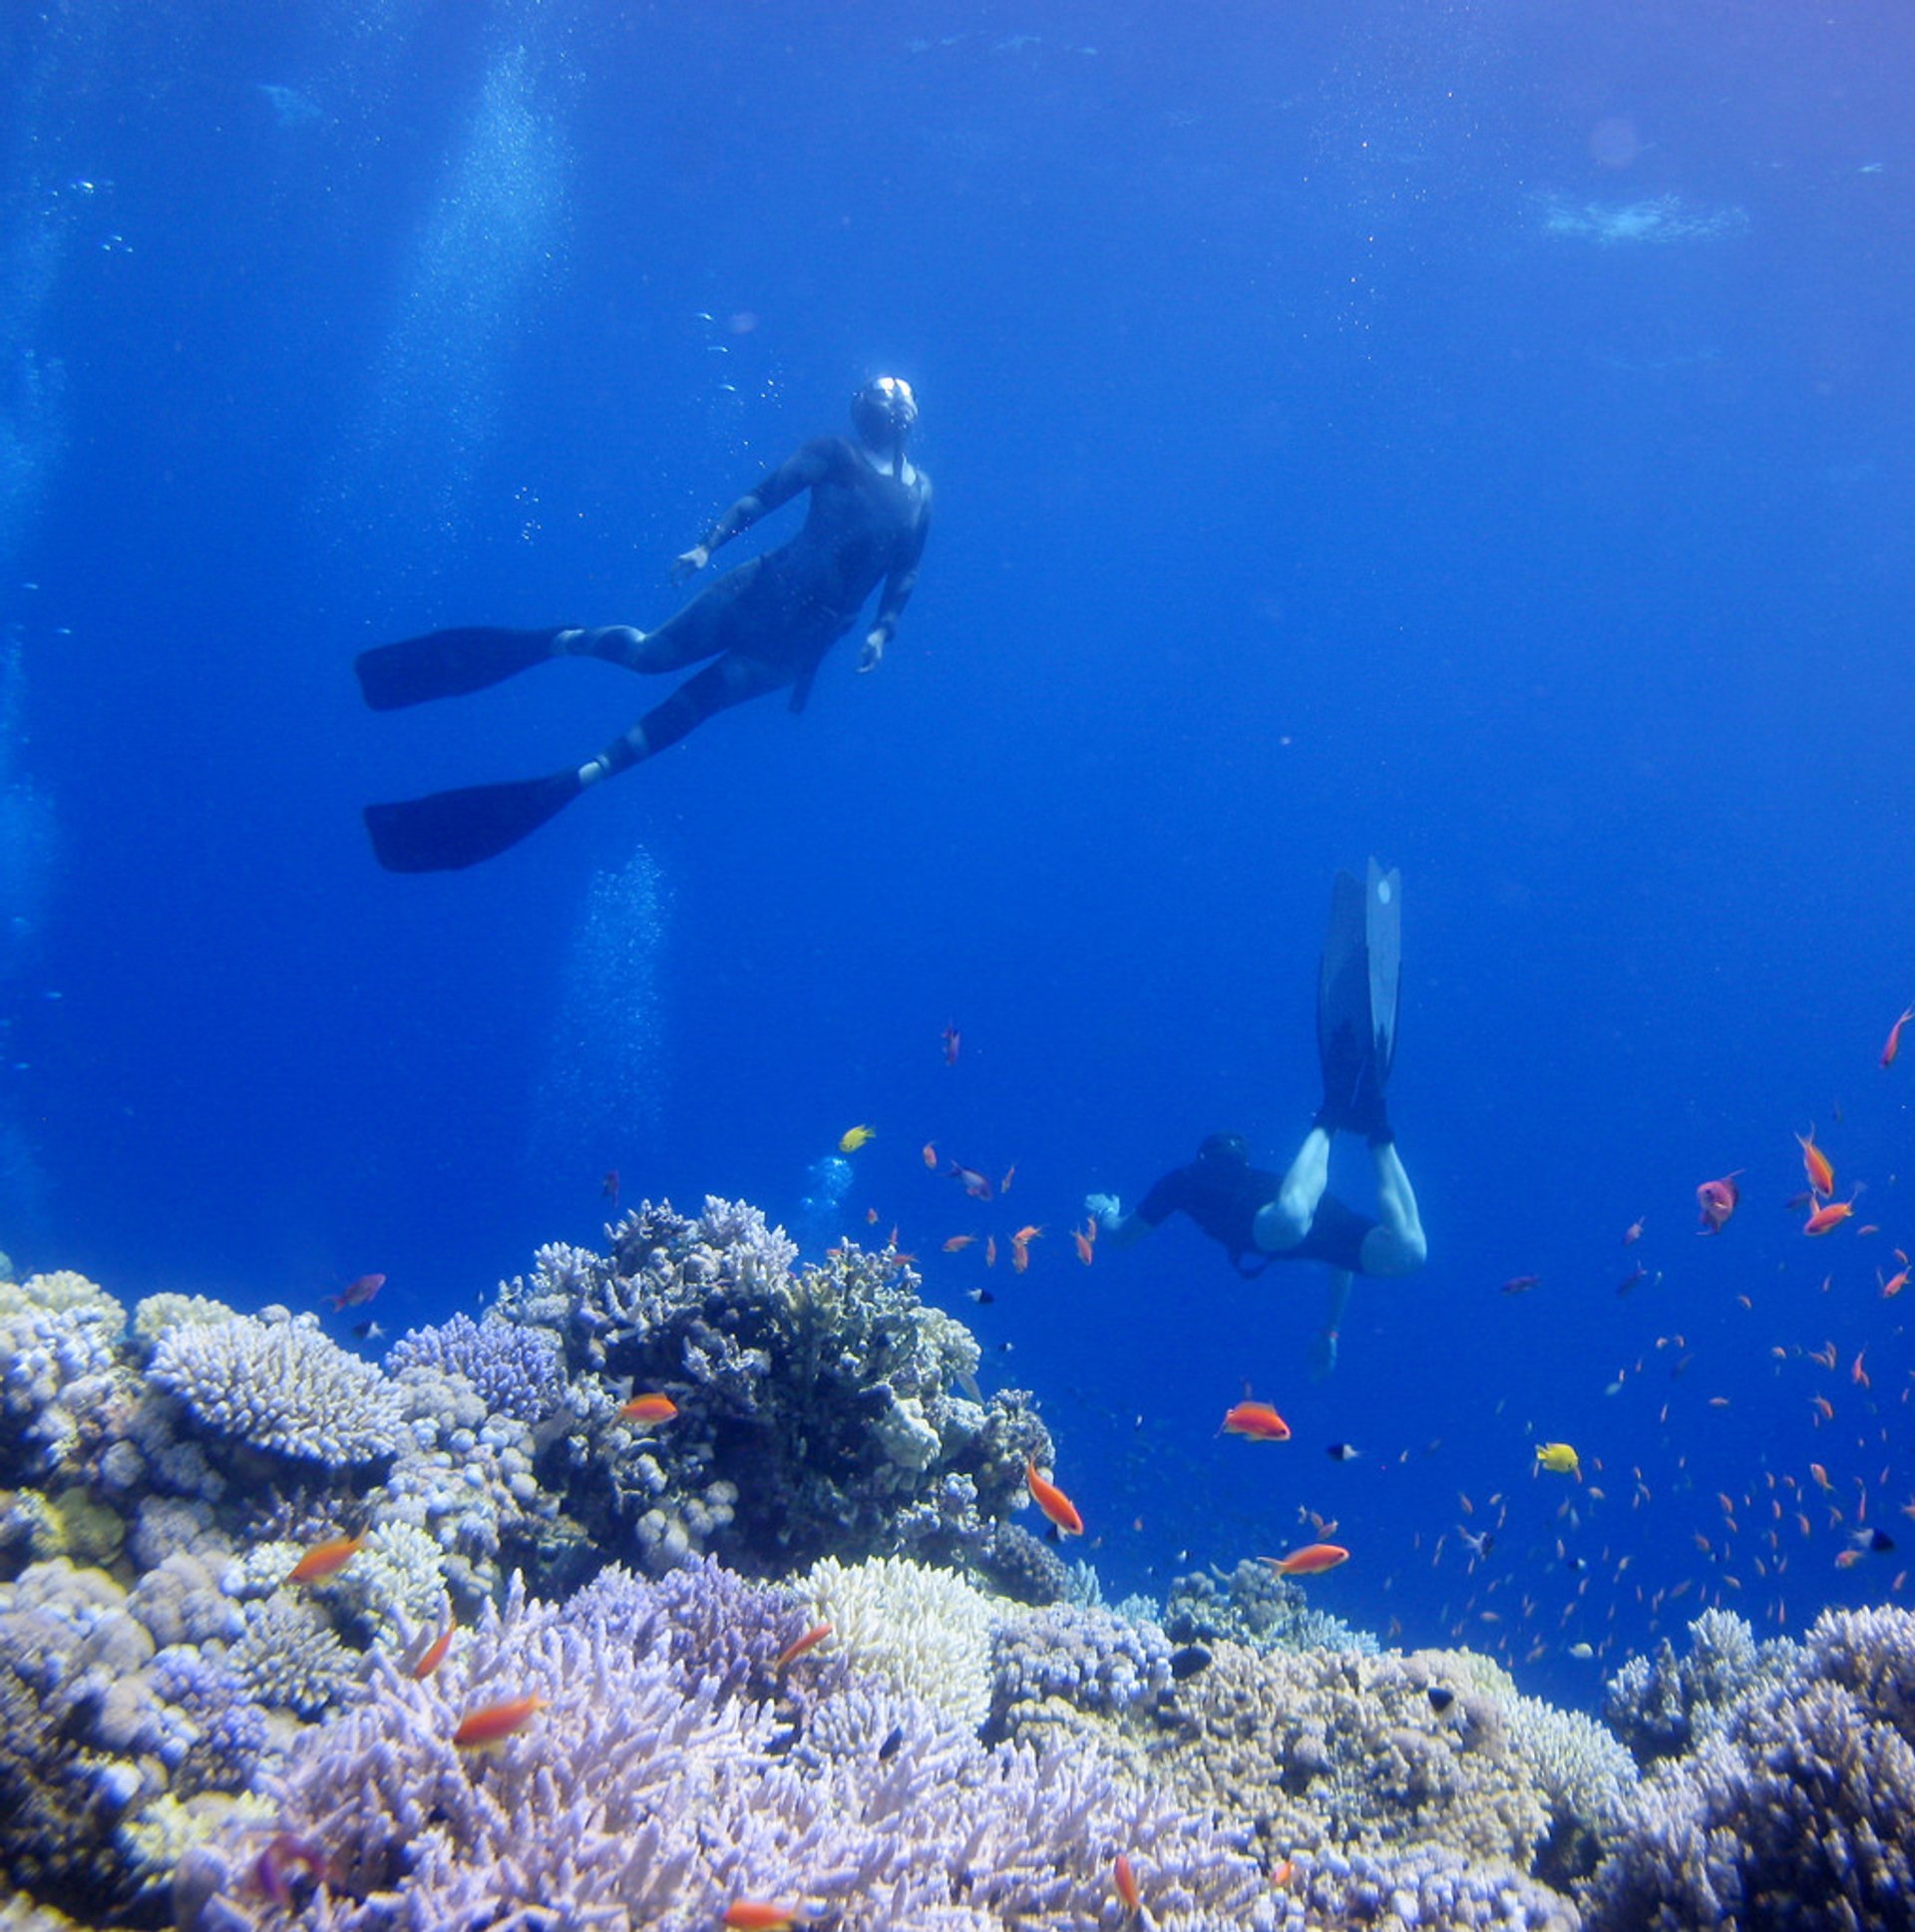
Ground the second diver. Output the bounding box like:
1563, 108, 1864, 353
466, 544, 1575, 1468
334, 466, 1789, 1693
1085, 861, 1427, 1377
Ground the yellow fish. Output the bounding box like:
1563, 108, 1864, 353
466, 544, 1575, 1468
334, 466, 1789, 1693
1535, 1441, 1581, 1476
839, 1124, 876, 1154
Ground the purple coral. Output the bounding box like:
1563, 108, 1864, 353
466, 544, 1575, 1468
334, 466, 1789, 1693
384, 1313, 565, 1422
178, 1569, 1268, 1932
1584, 1605, 1915, 1930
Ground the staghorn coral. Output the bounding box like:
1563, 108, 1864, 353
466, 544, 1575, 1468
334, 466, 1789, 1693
383, 1312, 565, 1423
1273, 1843, 1582, 1929
176, 1568, 1271, 1932
1583, 1604, 1915, 1931
1602, 1605, 1795, 1766
804, 1552, 999, 1731
229, 1597, 358, 1718
128, 1294, 230, 1357
148, 1313, 403, 1466
0, 1283, 129, 1485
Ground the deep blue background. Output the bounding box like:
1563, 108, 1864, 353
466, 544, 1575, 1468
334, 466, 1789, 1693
2, 0, 1911, 1702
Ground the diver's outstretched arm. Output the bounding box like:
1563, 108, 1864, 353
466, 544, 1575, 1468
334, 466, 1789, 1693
673, 441, 834, 580
1357, 1140, 1427, 1277
1085, 1193, 1151, 1251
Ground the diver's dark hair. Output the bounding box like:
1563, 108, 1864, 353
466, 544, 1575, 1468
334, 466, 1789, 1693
1197, 1132, 1249, 1167
852, 375, 917, 472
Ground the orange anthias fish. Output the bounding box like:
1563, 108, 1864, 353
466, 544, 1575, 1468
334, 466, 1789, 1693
1882, 1005, 1914, 1069
1623, 1216, 1646, 1246
452, 1693, 548, 1748
1221, 1400, 1292, 1442
1012, 1224, 1043, 1246
1697, 1172, 1742, 1234
1010, 1239, 1030, 1274
1073, 1222, 1095, 1266
921, 1142, 939, 1170
619, 1392, 679, 1424
1026, 1459, 1084, 1536
773, 1622, 832, 1673
1804, 1195, 1858, 1237
411, 1623, 455, 1680
1880, 1251, 1911, 1299
1796, 1128, 1835, 1199
1113, 1853, 1141, 1918
943, 1234, 977, 1253
723, 1905, 810, 1932
1262, 1542, 1349, 1576
284, 1531, 366, 1586
328, 1273, 385, 1312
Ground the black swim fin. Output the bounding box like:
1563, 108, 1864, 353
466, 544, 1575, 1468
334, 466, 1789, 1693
355, 627, 566, 710
363, 769, 582, 872
1316, 861, 1399, 1138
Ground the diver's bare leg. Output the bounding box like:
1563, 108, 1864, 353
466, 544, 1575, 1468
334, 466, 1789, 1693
1357, 1141, 1427, 1277
1254, 1126, 1332, 1254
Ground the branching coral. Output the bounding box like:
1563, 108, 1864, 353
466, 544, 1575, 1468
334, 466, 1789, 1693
177, 1569, 1270, 1932
148, 1314, 403, 1467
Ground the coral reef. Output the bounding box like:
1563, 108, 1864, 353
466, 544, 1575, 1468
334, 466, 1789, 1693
1583, 1605, 1915, 1930
494, 1197, 1051, 1578
148, 1313, 404, 1466
174, 1568, 1271, 1932
382, 1312, 565, 1423
988, 1598, 1175, 1739
1601, 1604, 1796, 1765
1165, 1555, 1381, 1656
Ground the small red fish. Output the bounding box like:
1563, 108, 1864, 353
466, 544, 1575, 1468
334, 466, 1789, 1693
328, 1273, 385, 1312
1804, 1195, 1857, 1237
1500, 1274, 1541, 1296
1623, 1216, 1646, 1245
985, 1235, 998, 1269
453, 1693, 548, 1748
285, 1531, 366, 1586
1011, 1223, 1043, 1246
411, 1623, 455, 1680
947, 1161, 992, 1201
921, 1142, 939, 1170
1000, 1163, 1017, 1195
1882, 1006, 1914, 1069
1073, 1224, 1095, 1266
1009, 1239, 1030, 1275
723, 1905, 809, 1932
1026, 1459, 1084, 1536
619, 1392, 679, 1424
1796, 1128, 1835, 1200
942, 1021, 961, 1067
943, 1234, 976, 1253
602, 1169, 620, 1206
1113, 1853, 1141, 1918
1697, 1172, 1742, 1233
1880, 1251, 1910, 1299
773, 1621, 832, 1673
1221, 1400, 1292, 1441
1262, 1542, 1349, 1576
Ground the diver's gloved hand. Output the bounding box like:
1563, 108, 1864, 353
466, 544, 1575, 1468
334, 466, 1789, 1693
671, 544, 710, 583
1084, 1192, 1122, 1234
1308, 1327, 1340, 1382
858, 627, 887, 673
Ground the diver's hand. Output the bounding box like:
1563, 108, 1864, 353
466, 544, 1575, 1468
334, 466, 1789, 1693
671, 544, 710, 583
858, 628, 887, 673
1084, 1192, 1122, 1234
1308, 1327, 1340, 1382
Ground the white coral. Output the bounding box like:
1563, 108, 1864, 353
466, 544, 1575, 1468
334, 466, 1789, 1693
803, 1554, 997, 1731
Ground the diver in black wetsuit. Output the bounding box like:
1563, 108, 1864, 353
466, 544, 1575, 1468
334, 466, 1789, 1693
1085, 863, 1427, 1378
357, 376, 932, 871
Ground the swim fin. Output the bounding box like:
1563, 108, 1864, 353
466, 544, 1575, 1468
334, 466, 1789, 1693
355, 627, 566, 710
1316, 861, 1399, 1138
363, 768, 582, 872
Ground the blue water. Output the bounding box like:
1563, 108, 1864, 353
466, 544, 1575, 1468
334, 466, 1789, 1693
3, 2, 1912, 1705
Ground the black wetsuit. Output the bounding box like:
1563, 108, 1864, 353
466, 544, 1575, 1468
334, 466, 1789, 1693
1136, 1161, 1376, 1276
597, 436, 931, 768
